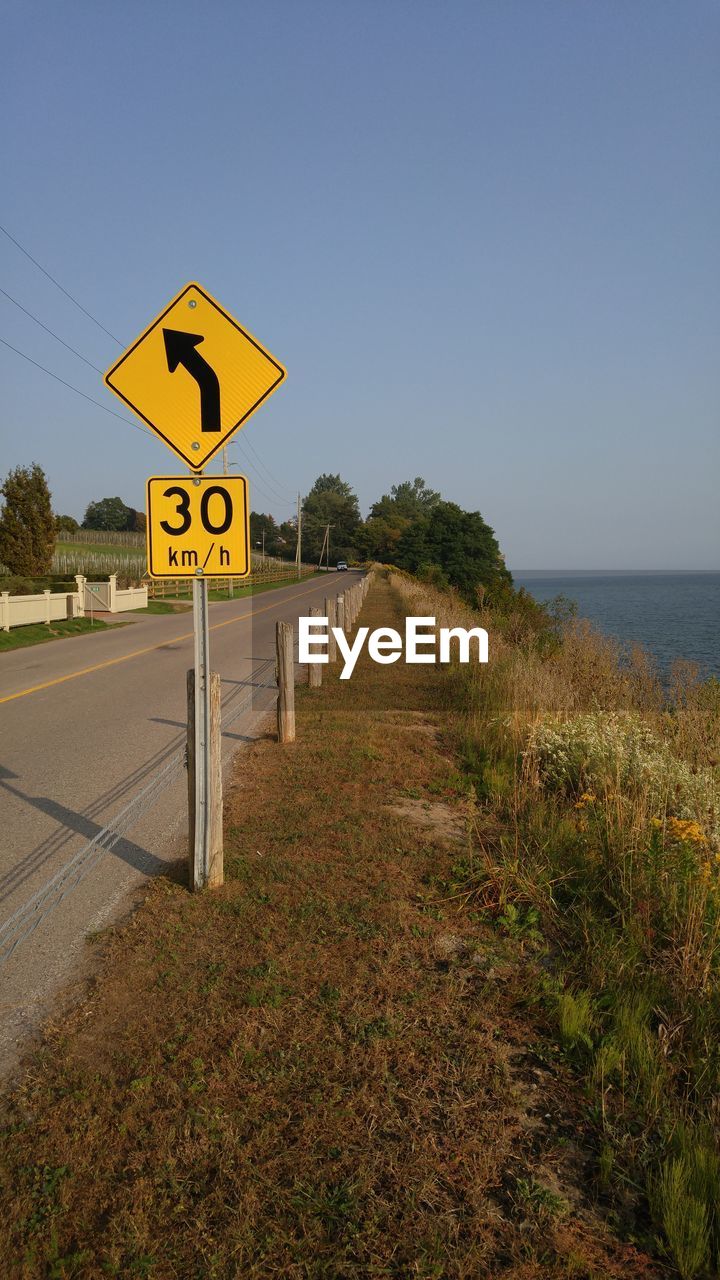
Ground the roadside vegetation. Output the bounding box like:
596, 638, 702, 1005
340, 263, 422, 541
1, 512, 717, 1272
0, 575, 327, 646
0, 617, 112, 653
0, 573, 679, 1278
389, 568, 720, 1278
1, 462, 511, 594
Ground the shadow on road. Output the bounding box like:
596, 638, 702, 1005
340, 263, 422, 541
0, 754, 178, 909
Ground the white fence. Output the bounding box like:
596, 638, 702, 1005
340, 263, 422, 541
79, 576, 148, 615
1, 590, 81, 631
1, 575, 148, 631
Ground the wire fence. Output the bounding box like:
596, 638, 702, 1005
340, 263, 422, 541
52, 552, 147, 576
48, 550, 300, 579
0, 570, 350, 963
0, 657, 276, 966
146, 563, 317, 598
58, 530, 146, 546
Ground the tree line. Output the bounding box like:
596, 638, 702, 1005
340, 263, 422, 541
253, 473, 511, 602
0, 465, 147, 576
1, 464, 511, 603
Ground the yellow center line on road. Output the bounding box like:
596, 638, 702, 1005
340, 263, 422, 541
0, 580, 328, 706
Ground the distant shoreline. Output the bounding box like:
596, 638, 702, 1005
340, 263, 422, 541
512, 569, 719, 577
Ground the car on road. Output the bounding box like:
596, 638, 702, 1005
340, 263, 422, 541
336, 560, 348, 571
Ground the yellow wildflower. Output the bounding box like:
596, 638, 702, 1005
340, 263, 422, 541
574, 792, 597, 810
666, 817, 707, 846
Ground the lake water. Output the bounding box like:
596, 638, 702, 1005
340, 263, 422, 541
512, 572, 719, 679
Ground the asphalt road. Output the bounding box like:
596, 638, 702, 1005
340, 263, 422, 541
0, 573, 351, 1078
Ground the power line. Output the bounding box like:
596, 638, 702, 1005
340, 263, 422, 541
223, 454, 296, 512
1, 241, 297, 500
0, 285, 103, 373
0, 221, 124, 346
1, 332, 297, 507
0, 335, 151, 435
231, 435, 297, 505
238, 428, 296, 499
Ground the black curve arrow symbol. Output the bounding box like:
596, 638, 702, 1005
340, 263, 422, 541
163, 329, 221, 433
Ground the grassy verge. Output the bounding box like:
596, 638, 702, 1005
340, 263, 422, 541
0, 576, 659, 1278
0, 617, 113, 653
132, 600, 193, 614
390, 570, 720, 1280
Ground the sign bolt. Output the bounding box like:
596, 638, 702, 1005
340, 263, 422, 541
191, 442, 200, 451
188, 299, 197, 309
196, 568, 204, 576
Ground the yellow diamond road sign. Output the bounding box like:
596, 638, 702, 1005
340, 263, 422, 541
146, 475, 250, 579
105, 283, 285, 470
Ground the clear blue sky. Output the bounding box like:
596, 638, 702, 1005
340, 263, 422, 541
2, 1, 718, 568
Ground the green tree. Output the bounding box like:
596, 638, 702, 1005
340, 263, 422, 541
250, 512, 281, 556
125, 508, 146, 533
55, 513, 79, 533
83, 496, 131, 531
395, 501, 511, 601
370, 476, 440, 521
0, 463, 56, 575
277, 519, 297, 560
302, 474, 361, 563
358, 477, 441, 562
356, 514, 407, 562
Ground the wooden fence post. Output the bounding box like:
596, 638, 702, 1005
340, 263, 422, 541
336, 593, 345, 636
308, 606, 322, 688
186, 668, 224, 890
325, 596, 337, 662
276, 620, 295, 742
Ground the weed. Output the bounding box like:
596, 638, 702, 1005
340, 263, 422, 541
352, 1015, 393, 1042
652, 1155, 710, 1279
557, 989, 595, 1056
292, 1178, 361, 1241
513, 1175, 566, 1219
597, 1143, 614, 1190
318, 982, 340, 1007
23, 1164, 69, 1230
497, 901, 542, 943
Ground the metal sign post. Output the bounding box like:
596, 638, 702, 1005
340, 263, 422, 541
192, 573, 211, 888
185, 550, 224, 891
104, 280, 285, 894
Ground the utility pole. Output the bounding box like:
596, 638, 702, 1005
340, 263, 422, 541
262, 529, 266, 567
317, 523, 333, 571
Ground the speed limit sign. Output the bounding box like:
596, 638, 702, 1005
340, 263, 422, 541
146, 474, 250, 578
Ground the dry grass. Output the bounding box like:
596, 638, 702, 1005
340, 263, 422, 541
389, 570, 720, 1279
0, 577, 663, 1278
